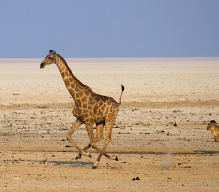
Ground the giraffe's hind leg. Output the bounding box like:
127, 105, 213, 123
214, 135, 219, 142
92, 110, 119, 169
84, 122, 118, 169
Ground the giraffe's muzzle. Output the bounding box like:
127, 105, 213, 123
40, 63, 45, 69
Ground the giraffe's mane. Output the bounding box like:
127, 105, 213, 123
57, 54, 92, 91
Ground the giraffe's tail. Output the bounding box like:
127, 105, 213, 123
119, 84, 125, 105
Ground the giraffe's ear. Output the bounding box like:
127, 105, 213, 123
49, 50, 56, 57
49, 50, 54, 56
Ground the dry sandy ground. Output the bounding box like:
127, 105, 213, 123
0, 57, 219, 191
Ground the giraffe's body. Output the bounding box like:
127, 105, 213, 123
207, 120, 219, 142
40, 50, 124, 168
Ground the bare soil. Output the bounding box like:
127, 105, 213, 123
0, 58, 219, 191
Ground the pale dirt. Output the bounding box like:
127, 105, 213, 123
0, 58, 219, 191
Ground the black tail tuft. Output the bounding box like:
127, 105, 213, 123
121, 84, 125, 92
119, 85, 124, 105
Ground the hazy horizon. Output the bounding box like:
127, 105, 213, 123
1, 57, 219, 74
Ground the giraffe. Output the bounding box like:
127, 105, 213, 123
40, 50, 125, 169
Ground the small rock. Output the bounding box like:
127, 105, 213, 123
132, 177, 140, 181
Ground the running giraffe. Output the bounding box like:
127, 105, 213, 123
40, 50, 124, 169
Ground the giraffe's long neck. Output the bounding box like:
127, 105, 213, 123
55, 54, 91, 102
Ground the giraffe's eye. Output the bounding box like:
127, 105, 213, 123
49, 57, 53, 59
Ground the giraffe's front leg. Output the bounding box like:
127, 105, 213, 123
66, 119, 91, 159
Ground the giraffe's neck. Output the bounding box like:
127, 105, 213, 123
55, 54, 91, 102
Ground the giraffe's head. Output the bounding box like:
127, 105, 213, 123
207, 120, 217, 131
40, 50, 57, 69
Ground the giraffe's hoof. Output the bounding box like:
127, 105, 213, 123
92, 165, 97, 169
92, 162, 99, 169
75, 156, 80, 160
75, 153, 81, 160
85, 152, 92, 158
112, 155, 119, 161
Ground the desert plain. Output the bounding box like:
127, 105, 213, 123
0, 57, 219, 191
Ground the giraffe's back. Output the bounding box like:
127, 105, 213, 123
90, 92, 119, 123
73, 89, 120, 124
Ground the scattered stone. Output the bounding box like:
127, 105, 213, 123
132, 177, 140, 181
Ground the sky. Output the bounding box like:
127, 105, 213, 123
0, 1, 219, 58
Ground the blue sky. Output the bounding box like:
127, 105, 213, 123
0, 1, 219, 58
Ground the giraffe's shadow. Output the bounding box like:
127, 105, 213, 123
49, 161, 94, 167
194, 150, 219, 154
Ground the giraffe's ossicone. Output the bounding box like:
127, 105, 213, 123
40, 50, 124, 169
